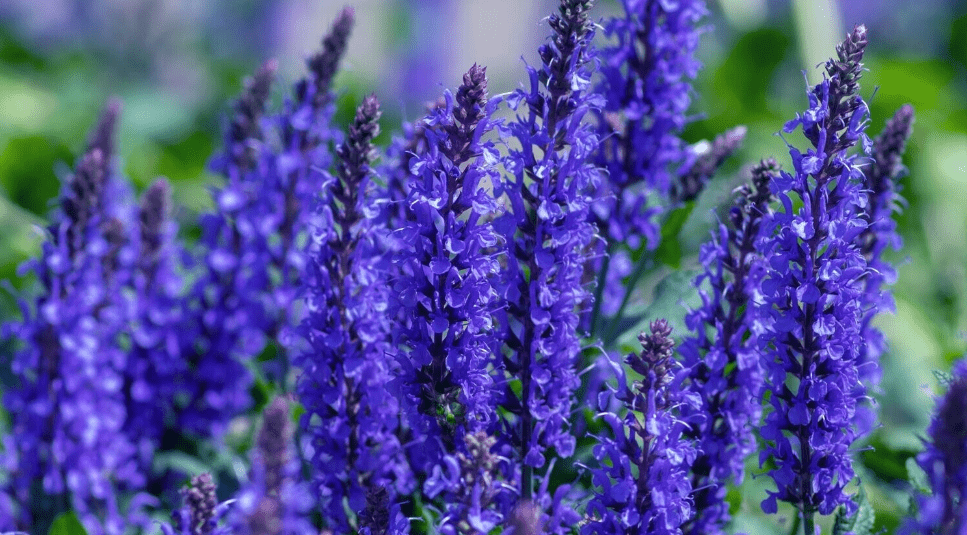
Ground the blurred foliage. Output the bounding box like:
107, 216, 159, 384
0, 0, 965, 532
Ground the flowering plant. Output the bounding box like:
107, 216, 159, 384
2, 1, 957, 535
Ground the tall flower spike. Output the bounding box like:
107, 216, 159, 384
392, 64, 503, 474
230, 397, 313, 535
853, 104, 914, 431
123, 178, 185, 474
296, 95, 410, 531
679, 159, 779, 535
1, 102, 147, 534
758, 25, 872, 530
588, 0, 721, 340
899, 358, 967, 535
181, 8, 351, 437
584, 320, 699, 535
498, 0, 600, 510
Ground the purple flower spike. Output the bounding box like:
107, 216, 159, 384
230, 397, 314, 535
591, 0, 707, 251
162, 474, 234, 535
392, 64, 503, 469
679, 159, 779, 535
182, 7, 353, 438
1, 101, 149, 534
584, 320, 699, 535
758, 25, 873, 529
899, 358, 967, 535
853, 104, 914, 432
124, 178, 185, 473
498, 0, 600, 508
296, 95, 410, 531
672, 126, 747, 204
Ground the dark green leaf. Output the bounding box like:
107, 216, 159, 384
832, 485, 874, 535
48, 512, 88, 535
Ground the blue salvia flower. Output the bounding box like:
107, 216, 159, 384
498, 0, 600, 508
123, 178, 184, 472
758, 26, 872, 528
678, 159, 779, 535
182, 8, 352, 436
229, 397, 314, 535
899, 358, 967, 535
296, 94, 410, 530
393, 64, 503, 466
161, 473, 234, 535
1, 102, 152, 534
178, 61, 278, 437
588, 0, 708, 329
584, 319, 699, 535
853, 104, 914, 433
422, 432, 506, 534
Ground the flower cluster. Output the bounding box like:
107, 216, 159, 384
0, 102, 150, 534
228, 397, 314, 535
295, 94, 409, 530
585, 320, 699, 535
758, 24, 873, 525
392, 64, 503, 466
0, 2, 929, 534
498, 0, 599, 502
900, 358, 967, 535
678, 158, 779, 535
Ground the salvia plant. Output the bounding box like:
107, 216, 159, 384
6, 0, 961, 534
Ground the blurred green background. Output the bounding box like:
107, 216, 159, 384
0, 0, 964, 532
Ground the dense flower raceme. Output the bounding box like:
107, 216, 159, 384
123, 178, 186, 473
584, 320, 699, 535
0, 102, 155, 534
228, 397, 314, 535
179, 8, 352, 437
678, 158, 779, 535
588, 0, 743, 334
296, 94, 411, 531
758, 25, 874, 523
900, 358, 967, 535
852, 104, 915, 432
392, 64, 504, 473
497, 0, 599, 519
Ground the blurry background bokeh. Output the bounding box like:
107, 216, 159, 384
0, 0, 965, 531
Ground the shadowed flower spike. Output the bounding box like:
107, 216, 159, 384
584, 320, 699, 535
306, 7, 354, 108
392, 63, 503, 473
162, 474, 234, 535
296, 95, 410, 530
123, 178, 185, 474
181, 7, 352, 437
899, 358, 967, 535
679, 158, 779, 535
853, 104, 914, 431
358, 486, 411, 535
758, 25, 873, 530
1, 101, 149, 534
423, 432, 505, 535
498, 0, 600, 510
230, 397, 313, 535
672, 126, 748, 204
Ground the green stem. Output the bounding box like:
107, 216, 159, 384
787, 511, 802, 535
802, 509, 816, 535
602, 252, 654, 344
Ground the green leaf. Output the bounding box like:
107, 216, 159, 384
48, 512, 88, 535
933, 369, 954, 388
832, 485, 875, 535
654, 202, 696, 268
